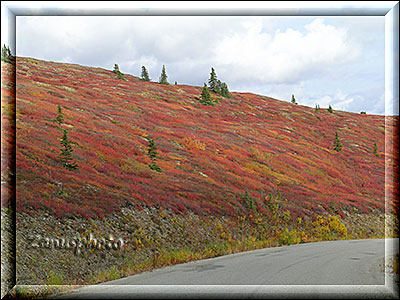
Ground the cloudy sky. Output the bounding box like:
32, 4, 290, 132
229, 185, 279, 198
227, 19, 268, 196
14, 12, 395, 115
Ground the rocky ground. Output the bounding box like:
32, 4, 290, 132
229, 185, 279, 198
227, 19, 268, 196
14, 205, 238, 286
1, 205, 398, 298
1, 207, 15, 299
341, 209, 398, 238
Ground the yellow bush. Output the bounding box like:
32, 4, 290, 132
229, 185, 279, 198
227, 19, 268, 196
279, 228, 302, 245
311, 215, 348, 240
182, 137, 206, 151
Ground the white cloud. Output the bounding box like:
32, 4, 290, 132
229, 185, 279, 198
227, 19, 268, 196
15, 15, 389, 115
214, 18, 360, 84
300, 90, 373, 114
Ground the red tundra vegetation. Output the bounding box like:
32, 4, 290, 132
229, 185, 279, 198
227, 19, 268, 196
2, 57, 398, 220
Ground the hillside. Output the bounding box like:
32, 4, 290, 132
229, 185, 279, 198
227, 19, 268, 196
2, 57, 398, 219
2, 57, 399, 290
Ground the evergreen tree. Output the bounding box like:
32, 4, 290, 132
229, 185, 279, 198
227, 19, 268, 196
315, 104, 320, 112
221, 82, 231, 98
140, 66, 151, 82
55, 105, 64, 128
214, 80, 222, 95
207, 67, 231, 98
208, 67, 218, 91
55, 105, 78, 170
333, 131, 342, 152
147, 137, 162, 172
147, 137, 158, 161
159, 65, 168, 84
328, 105, 333, 113
174, 81, 178, 85
113, 64, 124, 79
1, 45, 12, 63
200, 83, 214, 106
58, 129, 78, 170
373, 142, 379, 157
291, 94, 297, 104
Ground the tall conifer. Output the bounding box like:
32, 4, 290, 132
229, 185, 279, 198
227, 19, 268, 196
55, 105, 78, 170
113, 64, 124, 79
159, 65, 168, 84
333, 132, 342, 152
1, 45, 12, 63
208, 67, 218, 91
55, 105, 64, 128
147, 137, 162, 172
58, 129, 78, 170
373, 142, 379, 156
200, 83, 214, 106
140, 66, 151, 82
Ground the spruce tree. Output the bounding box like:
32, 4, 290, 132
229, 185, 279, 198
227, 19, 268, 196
200, 83, 214, 106
1, 45, 12, 63
291, 94, 297, 104
140, 66, 151, 82
55, 105, 64, 128
373, 142, 379, 157
207, 67, 231, 98
315, 104, 320, 112
221, 82, 231, 98
58, 129, 78, 170
113, 64, 124, 80
333, 132, 342, 152
214, 80, 222, 95
159, 65, 168, 84
55, 105, 78, 170
208, 67, 218, 91
147, 137, 162, 172
328, 105, 333, 113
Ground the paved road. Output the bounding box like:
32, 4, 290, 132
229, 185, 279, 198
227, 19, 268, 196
58, 238, 398, 298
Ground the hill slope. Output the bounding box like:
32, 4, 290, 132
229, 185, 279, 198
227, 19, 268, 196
2, 57, 399, 219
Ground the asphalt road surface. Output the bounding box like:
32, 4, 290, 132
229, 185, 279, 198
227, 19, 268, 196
58, 238, 398, 299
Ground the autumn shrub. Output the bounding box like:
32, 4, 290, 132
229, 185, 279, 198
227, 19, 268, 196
249, 146, 268, 163
279, 228, 302, 245
240, 188, 256, 213
182, 137, 206, 151
310, 215, 348, 241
